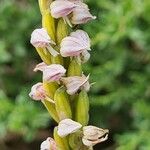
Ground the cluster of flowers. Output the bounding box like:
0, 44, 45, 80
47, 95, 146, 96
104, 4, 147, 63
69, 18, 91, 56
29, 0, 109, 150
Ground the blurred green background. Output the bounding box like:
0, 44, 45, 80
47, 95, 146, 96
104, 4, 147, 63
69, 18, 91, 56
0, 0, 150, 149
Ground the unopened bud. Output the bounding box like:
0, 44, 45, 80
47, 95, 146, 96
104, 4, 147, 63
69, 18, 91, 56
42, 11, 55, 41
36, 48, 51, 65
67, 58, 82, 76
56, 19, 68, 45
75, 90, 89, 126
54, 87, 72, 120
42, 100, 59, 122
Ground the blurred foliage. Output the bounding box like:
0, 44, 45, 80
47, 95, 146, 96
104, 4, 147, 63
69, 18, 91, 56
0, 0, 150, 149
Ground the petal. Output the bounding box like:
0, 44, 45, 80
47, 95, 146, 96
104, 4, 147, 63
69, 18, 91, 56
50, 0, 76, 18
61, 75, 90, 95
81, 50, 91, 63
58, 119, 82, 137
70, 30, 91, 49
71, 2, 96, 25
34, 62, 47, 72
30, 28, 55, 48
43, 64, 66, 82
60, 30, 91, 57
40, 137, 57, 150
82, 126, 109, 147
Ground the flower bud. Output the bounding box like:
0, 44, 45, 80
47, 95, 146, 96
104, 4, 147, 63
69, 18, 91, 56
29, 82, 46, 101
30, 28, 59, 57
36, 47, 51, 65
58, 119, 82, 137
54, 87, 72, 120
71, 2, 96, 25
67, 58, 82, 76
42, 64, 66, 82
82, 126, 109, 147
61, 74, 90, 95
42, 100, 59, 122
42, 11, 55, 41
60, 30, 91, 60
75, 90, 89, 126
54, 127, 70, 150
40, 137, 57, 150
56, 19, 69, 45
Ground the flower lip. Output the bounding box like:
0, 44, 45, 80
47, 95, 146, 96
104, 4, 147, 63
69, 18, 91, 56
61, 74, 90, 95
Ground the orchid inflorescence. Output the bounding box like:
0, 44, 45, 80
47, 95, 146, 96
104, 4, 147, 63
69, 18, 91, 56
29, 0, 109, 149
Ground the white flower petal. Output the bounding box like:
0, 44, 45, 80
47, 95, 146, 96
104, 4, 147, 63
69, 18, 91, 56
40, 137, 57, 150
34, 62, 47, 72
43, 64, 66, 82
58, 119, 82, 137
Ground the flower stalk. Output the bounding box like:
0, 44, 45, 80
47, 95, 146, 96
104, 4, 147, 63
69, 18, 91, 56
29, 0, 109, 149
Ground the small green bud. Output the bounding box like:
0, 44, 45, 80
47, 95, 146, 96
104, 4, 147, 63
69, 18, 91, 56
42, 11, 55, 41
54, 127, 70, 150
67, 58, 82, 76
36, 48, 51, 65
54, 87, 72, 120
42, 100, 59, 122
56, 19, 68, 45
75, 90, 89, 126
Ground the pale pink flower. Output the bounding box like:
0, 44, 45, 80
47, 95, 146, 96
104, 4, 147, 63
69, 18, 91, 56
42, 64, 66, 82
50, 0, 96, 27
34, 62, 47, 72
40, 137, 57, 150
61, 74, 90, 95
29, 82, 46, 100
71, 2, 96, 24
58, 119, 82, 137
30, 28, 59, 57
29, 82, 55, 103
60, 30, 91, 62
50, 0, 76, 27
50, 0, 76, 18
82, 126, 109, 147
